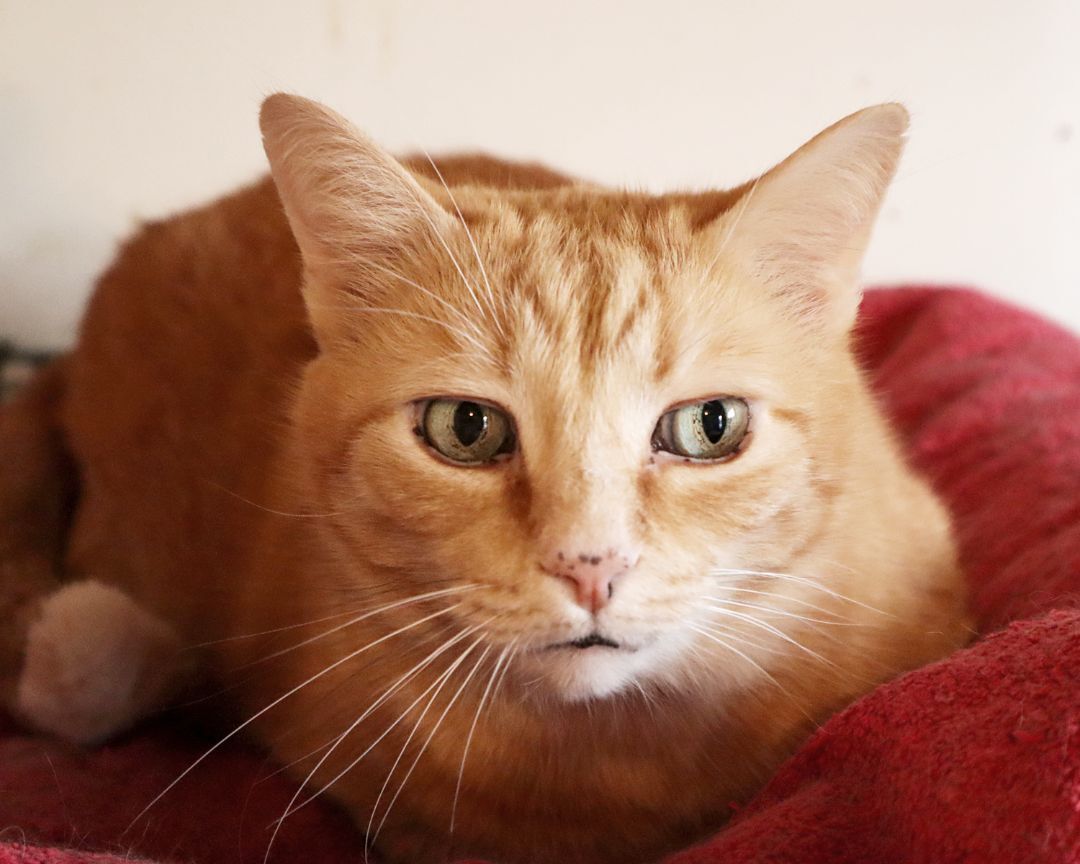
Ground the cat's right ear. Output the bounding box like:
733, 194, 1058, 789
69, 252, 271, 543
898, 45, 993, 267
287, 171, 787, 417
259, 94, 454, 344
703, 104, 908, 337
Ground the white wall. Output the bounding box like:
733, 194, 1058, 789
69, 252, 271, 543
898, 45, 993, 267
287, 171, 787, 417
2, 0, 1078, 347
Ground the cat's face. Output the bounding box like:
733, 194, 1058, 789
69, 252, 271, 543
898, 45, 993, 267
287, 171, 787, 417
262, 95, 907, 703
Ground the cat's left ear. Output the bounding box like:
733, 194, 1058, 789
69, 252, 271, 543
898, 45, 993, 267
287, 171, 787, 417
706, 104, 908, 334
259, 93, 456, 344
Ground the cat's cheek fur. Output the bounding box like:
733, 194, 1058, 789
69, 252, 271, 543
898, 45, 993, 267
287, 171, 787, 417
647, 408, 811, 559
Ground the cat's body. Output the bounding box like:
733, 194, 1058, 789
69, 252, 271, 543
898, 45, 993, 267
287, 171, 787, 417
1, 97, 969, 864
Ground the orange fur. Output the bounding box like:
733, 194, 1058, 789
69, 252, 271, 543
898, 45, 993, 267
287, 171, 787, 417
3, 96, 969, 863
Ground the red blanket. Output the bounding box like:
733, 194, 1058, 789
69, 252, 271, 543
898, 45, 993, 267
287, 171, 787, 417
1, 287, 1078, 864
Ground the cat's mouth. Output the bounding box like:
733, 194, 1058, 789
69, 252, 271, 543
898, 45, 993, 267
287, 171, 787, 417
549, 632, 624, 651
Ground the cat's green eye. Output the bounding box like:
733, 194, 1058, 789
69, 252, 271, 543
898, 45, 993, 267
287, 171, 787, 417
652, 397, 750, 461
419, 399, 516, 465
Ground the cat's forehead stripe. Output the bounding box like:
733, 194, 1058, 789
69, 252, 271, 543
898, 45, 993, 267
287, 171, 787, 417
472, 199, 685, 382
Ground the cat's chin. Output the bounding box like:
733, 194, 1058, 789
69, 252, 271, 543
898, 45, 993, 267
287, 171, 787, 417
524, 638, 673, 702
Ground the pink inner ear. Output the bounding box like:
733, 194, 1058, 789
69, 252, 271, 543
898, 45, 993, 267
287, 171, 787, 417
261, 93, 454, 280
260, 100, 465, 351
704, 107, 905, 335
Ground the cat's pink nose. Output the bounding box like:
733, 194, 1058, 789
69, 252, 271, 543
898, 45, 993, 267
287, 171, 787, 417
541, 548, 638, 614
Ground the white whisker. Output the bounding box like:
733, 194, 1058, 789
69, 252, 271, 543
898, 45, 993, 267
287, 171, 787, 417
709, 586, 857, 622
360, 258, 484, 339
319, 302, 491, 355
188, 609, 366, 649
200, 477, 374, 519
422, 151, 505, 336
697, 622, 785, 657
371, 639, 493, 845
704, 178, 759, 275
363, 632, 490, 844
396, 178, 491, 329
197, 584, 474, 652
688, 624, 813, 722
256, 622, 458, 781
280, 623, 490, 823
126, 601, 461, 833
710, 568, 893, 617
630, 680, 660, 717
449, 639, 514, 833
703, 597, 851, 648
703, 597, 855, 628
703, 604, 839, 670
264, 623, 481, 862
237, 585, 478, 672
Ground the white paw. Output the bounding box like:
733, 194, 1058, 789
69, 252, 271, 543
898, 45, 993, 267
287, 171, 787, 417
15, 580, 184, 745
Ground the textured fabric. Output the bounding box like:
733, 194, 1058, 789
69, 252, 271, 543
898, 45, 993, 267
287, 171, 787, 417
1, 286, 1078, 864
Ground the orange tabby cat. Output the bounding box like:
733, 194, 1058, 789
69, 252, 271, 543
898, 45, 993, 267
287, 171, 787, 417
1, 95, 969, 863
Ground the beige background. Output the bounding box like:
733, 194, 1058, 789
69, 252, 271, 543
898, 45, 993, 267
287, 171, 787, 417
2, 0, 1078, 347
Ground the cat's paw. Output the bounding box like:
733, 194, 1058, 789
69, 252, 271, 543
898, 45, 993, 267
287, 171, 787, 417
14, 580, 186, 745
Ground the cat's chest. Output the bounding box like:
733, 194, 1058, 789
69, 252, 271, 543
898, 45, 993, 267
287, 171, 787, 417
269, 682, 793, 864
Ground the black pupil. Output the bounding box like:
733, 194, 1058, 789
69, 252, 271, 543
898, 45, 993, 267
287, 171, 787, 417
453, 402, 488, 447
700, 400, 726, 444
